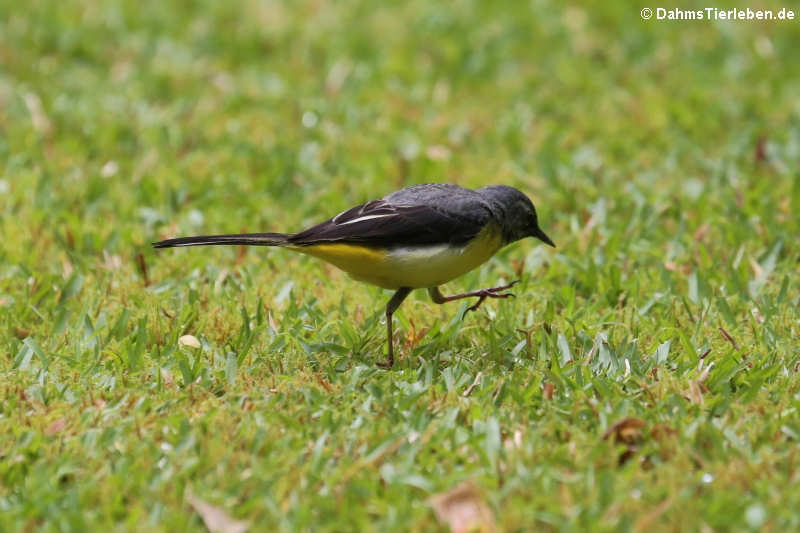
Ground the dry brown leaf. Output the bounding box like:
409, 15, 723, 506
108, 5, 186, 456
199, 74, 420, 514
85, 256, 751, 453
186, 491, 250, 533
161, 368, 175, 387
315, 374, 334, 394
755, 136, 767, 162
135, 252, 149, 286
179, 335, 201, 349
687, 380, 704, 405
403, 319, 429, 352
602, 418, 646, 445
101, 250, 123, 271
214, 268, 229, 292
542, 382, 555, 400
718, 327, 739, 350
650, 423, 677, 441
697, 362, 714, 384
463, 372, 483, 397
45, 418, 67, 435
603, 418, 647, 466
353, 304, 364, 324
429, 481, 496, 533
693, 224, 710, 242
267, 310, 279, 333
235, 242, 248, 265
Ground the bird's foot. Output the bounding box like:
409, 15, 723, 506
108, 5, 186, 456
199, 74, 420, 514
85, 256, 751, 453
466, 280, 520, 313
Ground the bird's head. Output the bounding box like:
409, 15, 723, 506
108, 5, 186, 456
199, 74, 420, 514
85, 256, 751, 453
480, 185, 555, 247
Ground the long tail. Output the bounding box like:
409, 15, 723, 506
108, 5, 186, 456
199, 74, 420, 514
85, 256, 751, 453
152, 233, 290, 249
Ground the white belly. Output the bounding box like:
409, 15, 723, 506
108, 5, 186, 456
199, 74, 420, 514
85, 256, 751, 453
350, 227, 503, 289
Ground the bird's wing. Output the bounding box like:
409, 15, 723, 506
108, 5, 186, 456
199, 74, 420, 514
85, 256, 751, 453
288, 198, 490, 248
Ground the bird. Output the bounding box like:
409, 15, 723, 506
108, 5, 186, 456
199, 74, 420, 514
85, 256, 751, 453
153, 183, 554, 367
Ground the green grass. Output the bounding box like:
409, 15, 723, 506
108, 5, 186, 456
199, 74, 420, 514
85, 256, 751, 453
2, 0, 800, 531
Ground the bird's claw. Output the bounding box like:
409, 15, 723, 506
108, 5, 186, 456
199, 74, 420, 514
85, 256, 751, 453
465, 280, 520, 314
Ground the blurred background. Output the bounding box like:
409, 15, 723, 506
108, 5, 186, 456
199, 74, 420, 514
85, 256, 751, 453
3, 0, 798, 255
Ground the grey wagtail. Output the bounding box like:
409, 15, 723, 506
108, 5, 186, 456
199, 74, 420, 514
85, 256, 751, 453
153, 183, 554, 367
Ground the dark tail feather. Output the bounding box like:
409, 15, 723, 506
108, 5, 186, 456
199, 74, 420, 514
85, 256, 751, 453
152, 233, 289, 249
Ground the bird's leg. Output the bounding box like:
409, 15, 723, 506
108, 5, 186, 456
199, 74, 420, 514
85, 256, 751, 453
376, 287, 412, 368
428, 280, 520, 314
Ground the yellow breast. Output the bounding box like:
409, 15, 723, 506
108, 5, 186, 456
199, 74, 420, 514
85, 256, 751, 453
291, 224, 503, 290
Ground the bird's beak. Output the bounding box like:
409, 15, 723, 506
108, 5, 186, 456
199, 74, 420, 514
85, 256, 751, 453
533, 226, 556, 247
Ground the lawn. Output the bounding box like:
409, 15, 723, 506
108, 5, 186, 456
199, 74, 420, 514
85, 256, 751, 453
1, 1, 799, 531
